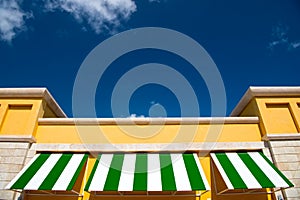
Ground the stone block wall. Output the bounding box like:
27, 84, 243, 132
269, 140, 300, 200
0, 142, 31, 200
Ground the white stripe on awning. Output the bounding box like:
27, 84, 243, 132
5, 153, 40, 190
118, 154, 136, 191
171, 154, 191, 191
193, 154, 211, 191
211, 152, 294, 190
52, 154, 86, 190
6, 153, 88, 191
88, 154, 113, 191
85, 153, 210, 192
248, 152, 290, 188
147, 154, 162, 191
226, 153, 261, 189
24, 154, 62, 190
210, 153, 234, 190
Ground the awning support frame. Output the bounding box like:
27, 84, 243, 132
21, 190, 84, 197
89, 192, 202, 197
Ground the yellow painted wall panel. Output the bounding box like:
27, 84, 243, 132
0, 99, 44, 136
256, 98, 299, 134
35, 123, 261, 144
0, 105, 32, 134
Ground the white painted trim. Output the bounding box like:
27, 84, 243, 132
231, 86, 300, 116
38, 117, 259, 125
0, 135, 36, 143
0, 88, 66, 117
262, 133, 300, 141
32, 142, 265, 152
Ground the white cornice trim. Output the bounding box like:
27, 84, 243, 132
0, 88, 66, 118
38, 117, 259, 125
231, 86, 300, 116
262, 133, 300, 141
0, 135, 36, 143
32, 142, 265, 152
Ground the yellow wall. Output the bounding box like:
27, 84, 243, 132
35, 123, 261, 144
0, 99, 44, 136
241, 97, 300, 135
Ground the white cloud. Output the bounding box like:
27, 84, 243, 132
150, 101, 156, 105
128, 114, 145, 118
268, 23, 300, 51
0, 0, 31, 42
44, 0, 136, 34
268, 23, 289, 50
289, 41, 300, 50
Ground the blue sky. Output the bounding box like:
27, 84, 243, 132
0, 0, 300, 117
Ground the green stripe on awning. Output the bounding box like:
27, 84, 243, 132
84, 154, 101, 191
160, 154, 176, 191
103, 154, 124, 191
67, 154, 88, 190
11, 154, 50, 189
183, 154, 206, 190
238, 153, 275, 188
133, 154, 147, 191
211, 152, 294, 190
214, 153, 247, 189
258, 152, 294, 187
6, 153, 88, 191
85, 153, 210, 192
39, 154, 72, 190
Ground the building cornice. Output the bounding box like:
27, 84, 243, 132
262, 133, 300, 141
32, 142, 265, 152
231, 86, 300, 116
0, 88, 66, 118
0, 135, 36, 143
38, 117, 259, 125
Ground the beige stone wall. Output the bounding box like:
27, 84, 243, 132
0, 142, 31, 200
269, 140, 300, 200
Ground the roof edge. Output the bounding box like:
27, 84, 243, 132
0, 88, 66, 118
38, 116, 259, 125
231, 86, 300, 116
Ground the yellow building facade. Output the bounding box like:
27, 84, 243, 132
0, 87, 299, 200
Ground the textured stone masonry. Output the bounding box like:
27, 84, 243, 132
0, 142, 30, 200
270, 140, 300, 200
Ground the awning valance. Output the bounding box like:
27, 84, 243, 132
85, 153, 210, 192
211, 152, 293, 190
6, 153, 88, 191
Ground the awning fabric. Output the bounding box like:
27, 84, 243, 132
85, 153, 210, 192
6, 153, 88, 191
211, 152, 294, 190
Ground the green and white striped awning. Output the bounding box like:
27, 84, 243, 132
6, 153, 88, 191
85, 153, 210, 192
211, 152, 294, 190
